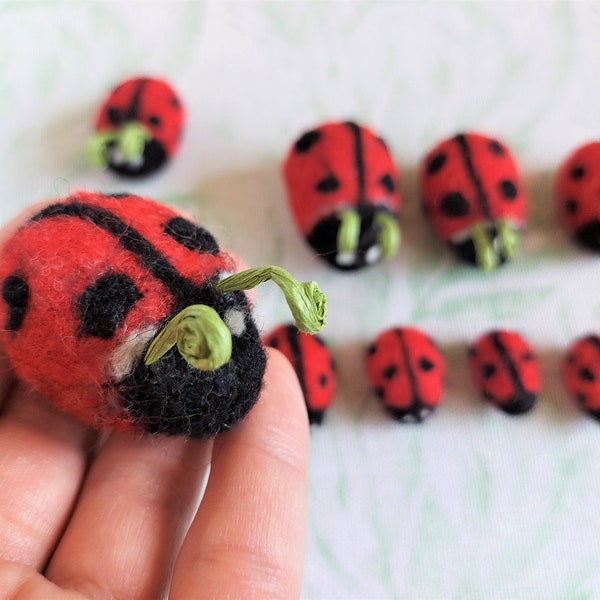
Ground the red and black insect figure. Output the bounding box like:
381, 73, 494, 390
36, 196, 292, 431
0, 192, 325, 438
420, 132, 527, 271
555, 141, 600, 251
263, 324, 336, 424
365, 327, 445, 423
88, 77, 184, 177
468, 330, 540, 415
563, 335, 600, 421
283, 121, 401, 271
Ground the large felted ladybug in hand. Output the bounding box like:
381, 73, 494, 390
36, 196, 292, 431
283, 121, 401, 271
87, 77, 184, 177
420, 132, 527, 270
0, 192, 326, 438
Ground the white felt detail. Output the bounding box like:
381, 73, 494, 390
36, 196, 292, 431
108, 327, 158, 380
365, 245, 382, 264
224, 308, 246, 336
336, 251, 356, 266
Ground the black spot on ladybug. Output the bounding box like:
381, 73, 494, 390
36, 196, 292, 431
375, 386, 385, 400
482, 363, 497, 379
2, 275, 29, 332
383, 365, 397, 380
579, 366, 596, 382
316, 175, 340, 193
488, 140, 505, 156
419, 358, 434, 372
367, 344, 377, 356
380, 174, 396, 193
295, 130, 321, 153
107, 107, 122, 126
500, 180, 518, 200
164, 216, 220, 255
149, 115, 161, 127
565, 198, 579, 214
440, 192, 470, 217
427, 153, 447, 175
570, 165, 586, 180
79, 272, 142, 339
319, 374, 329, 387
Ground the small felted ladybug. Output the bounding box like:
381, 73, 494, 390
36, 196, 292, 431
87, 77, 184, 177
420, 132, 527, 270
468, 330, 540, 415
0, 192, 326, 438
555, 141, 600, 251
365, 327, 445, 422
563, 335, 600, 421
263, 324, 336, 424
283, 121, 401, 271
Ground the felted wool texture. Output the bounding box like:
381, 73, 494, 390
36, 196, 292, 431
468, 330, 540, 415
563, 335, 600, 420
282, 121, 401, 271
365, 327, 445, 423
554, 141, 600, 251
263, 323, 336, 424
0, 191, 266, 439
419, 132, 527, 266
95, 77, 185, 177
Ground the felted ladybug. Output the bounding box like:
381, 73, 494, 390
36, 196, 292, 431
283, 121, 401, 271
468, 330, 540, 415
555, 141, 600, 251
563, 335, 600, 421
87, 77, 184, 177
263, 324, 336, 424
0, 192, 326, 438
420, 132, 527, 270
365, 327, 445, 423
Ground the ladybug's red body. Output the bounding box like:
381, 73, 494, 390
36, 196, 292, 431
93, 77, 184, 177
468, 330, 540, 415
365, 327, 445, 422
563, 335, 600, 420
420, 132, 527, 270
0, 192, 265, 438
283, 121, 401, 270
263, 324, 336, 424
555, 142, 600, 251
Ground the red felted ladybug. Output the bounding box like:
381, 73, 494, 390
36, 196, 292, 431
563, 335, 600, 420
420, 132, 527, 270
263, 324, 336, 424
283, 121, 401, 271
555, 141, 600, 251
0, 192, 326, 438
87, 77, 184, 177
468, 330, 540, 415
365, 327, 445, 422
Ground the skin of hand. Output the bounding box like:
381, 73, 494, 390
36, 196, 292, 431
0, 206, 310, 599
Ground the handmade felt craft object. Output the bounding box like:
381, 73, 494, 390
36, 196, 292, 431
563, 335, 600, 421
87, 77, 184, 177
468, 330, 540, 415
283, 121, 401, 271
0, 192, 326, 438
263, 323, 336, 424
365, 327, 445, 423
420, 132, 527, 270
555, 141, 600, 251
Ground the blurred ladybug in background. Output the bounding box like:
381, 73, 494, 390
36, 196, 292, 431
87, 77, 185, 177
365, 327, 445, 423
263, 324, 336, 424
468, 330, 540, 415
555, 141, 600, 251
283, 121, 401, 271
563, 335, 600, 421
420, 132, 527, 271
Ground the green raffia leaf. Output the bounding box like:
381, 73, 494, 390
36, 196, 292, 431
375, 212, 401, 258
471, 222, 499, 271
216, 266, 327, 334
86, 131, 118, 167
498, 218, 519, 259
118, 121, 151, 162
336, 208, 361, 254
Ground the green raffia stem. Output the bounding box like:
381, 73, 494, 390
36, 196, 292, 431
144, 305, 232, 371
86, 122, 151, 168
336, 208, 361, 254
375, 212, 401, 258
216, 266, 327, 334
86, 131, 117, 167
498, 218, 519, 259
471, 223, 498, 271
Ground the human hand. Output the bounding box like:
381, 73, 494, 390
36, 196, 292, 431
0, 347, 309, 599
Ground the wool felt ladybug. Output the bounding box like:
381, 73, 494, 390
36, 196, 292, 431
468, 330, 540, 415
365, 327, 445, 423
87, 77, 184, 177
263, 324, 336, 424
420, 132, 527, 271
283, 121, 401, 271
0, 192, 326, 438
555, 141, 600, 251
563, 335, 600, 421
